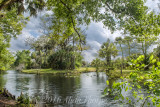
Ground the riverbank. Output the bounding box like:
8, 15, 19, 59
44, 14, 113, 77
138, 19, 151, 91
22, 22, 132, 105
0, 88, 17, 106
0, 95, 17, 106
108, 70, 150, 79
22, 67, 97, 74
22, 68, 150, 79
0, 88, 41, 106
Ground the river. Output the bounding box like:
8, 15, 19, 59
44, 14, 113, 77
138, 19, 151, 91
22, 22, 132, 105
0, 70, 149, 107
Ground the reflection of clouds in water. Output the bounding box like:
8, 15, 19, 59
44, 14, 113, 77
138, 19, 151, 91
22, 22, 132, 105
2, 71, 151, 107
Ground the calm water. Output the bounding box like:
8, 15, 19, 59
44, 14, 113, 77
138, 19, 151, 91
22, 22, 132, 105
0, 70, 148, 107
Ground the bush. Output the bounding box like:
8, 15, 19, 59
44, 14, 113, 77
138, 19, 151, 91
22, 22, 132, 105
48, 49, 83, 70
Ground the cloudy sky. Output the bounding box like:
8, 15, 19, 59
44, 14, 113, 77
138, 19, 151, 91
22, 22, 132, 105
10, 0, 160, 62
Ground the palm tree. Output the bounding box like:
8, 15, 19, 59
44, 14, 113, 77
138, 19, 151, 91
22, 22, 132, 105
91, 58, 101, 72
99, 39, 118, 70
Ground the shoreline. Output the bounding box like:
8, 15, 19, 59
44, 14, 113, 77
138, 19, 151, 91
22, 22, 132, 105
22, 67, 97, 74
21, 68, 149, 79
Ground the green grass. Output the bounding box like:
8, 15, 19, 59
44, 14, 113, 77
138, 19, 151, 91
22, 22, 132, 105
108, 69, 150, 79
22, 68, 150, 79
22, 67, 96, 74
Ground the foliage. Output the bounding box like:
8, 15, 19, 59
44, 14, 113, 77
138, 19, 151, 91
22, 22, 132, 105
153, 45, 160, 61
0, 0, 148, 32
124, 12, 160, 37
91, 58, 102, 72
0, 9, 27, 40
123, 11, 160, 65
17, 93, 30, 104
0, 8, 27, 71
48, 48, 83, 70
0, 35, 15, 71
0, 50, 14, 71
47, 0, 147, 34
113, 58, 129, 70
14, 50, 31, 70
0, 0, 45, 72
104, 54, 160, 106
0, 0, 45, 16
26, 30, 86, 70
26, 35, 56, 69
123, 36, 134, 56
115, 37, 124, 57
99, 39, 118, 67
0, 0, 152, 72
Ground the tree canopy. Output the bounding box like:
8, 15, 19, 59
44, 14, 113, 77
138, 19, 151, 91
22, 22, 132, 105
0, 0, 159, 71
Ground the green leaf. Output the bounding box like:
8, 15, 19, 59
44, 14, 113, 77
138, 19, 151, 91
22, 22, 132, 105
106, 80, 109, 85
126, 97, 129, 100
157, 62, 160, 66
152, 59, 156, 64
125, 87, 128, 92
149, 55, 154, 61
129, 87, 132, 90
129, 100, 131, 104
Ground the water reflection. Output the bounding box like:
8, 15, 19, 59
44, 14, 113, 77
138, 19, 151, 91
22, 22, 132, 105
0, 72, 7, 89
0, 70, 123, 107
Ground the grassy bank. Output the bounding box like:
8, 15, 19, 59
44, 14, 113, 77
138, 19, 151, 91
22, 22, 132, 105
108, 70, 150, 79
22, 67, 96, 74
22, 68, 150, 79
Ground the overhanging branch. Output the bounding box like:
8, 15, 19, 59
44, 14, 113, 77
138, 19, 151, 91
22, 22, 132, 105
59, 0, 82, 51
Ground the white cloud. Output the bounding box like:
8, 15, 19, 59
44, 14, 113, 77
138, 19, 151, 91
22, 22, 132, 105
82, 50, 98, 63
9, 29, 35, 52
82, 21, 123, 62
145, 0, 160, 13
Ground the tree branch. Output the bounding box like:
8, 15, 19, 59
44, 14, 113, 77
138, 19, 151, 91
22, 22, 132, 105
59, 0, 72, 12
105, 2, 120, 14
71, 16, 82, 51
59, 0, 82, 51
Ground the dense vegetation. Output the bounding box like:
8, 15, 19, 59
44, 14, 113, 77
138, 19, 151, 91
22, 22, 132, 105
0, 0, 149, 71
0, 0, 160, 106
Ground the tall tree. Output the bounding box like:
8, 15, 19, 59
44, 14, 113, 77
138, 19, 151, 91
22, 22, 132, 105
14, 50, 31, 70
91, 58, 102, 72
45, 0, 148, 48
115, 37, 124, 74
26, 35, 54, 69
0, 35, 15, 71
99, 39, 118, 69
124, 12, 160, 65
0, 8, 27, 71
123, 36, 134, 57
115, 37, 124, 59
0, 0, 152, 71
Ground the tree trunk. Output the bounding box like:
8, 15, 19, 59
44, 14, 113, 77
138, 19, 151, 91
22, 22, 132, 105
144, 40, 147, 65
121, 63, 122, 75
39, 50, 41, 70
141, 42, 147, 64
128, 43, 131, 57
120, 44, 123, 74
72, 34, 75, 69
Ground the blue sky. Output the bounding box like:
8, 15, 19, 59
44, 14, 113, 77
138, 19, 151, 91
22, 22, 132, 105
10, 0, 160, 62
